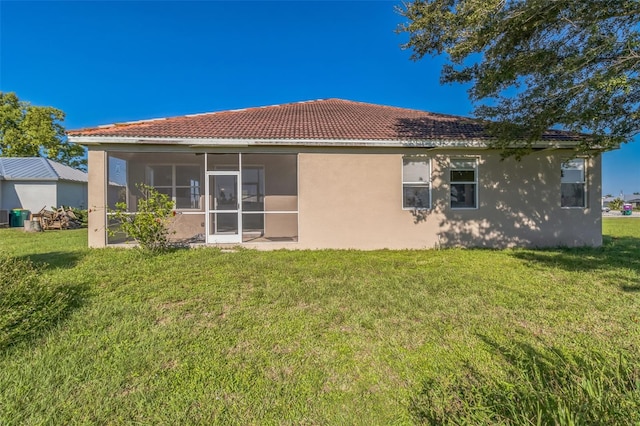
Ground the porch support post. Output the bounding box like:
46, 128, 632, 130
87, 148, 107, 248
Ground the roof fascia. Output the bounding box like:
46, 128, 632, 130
1, 177, 58, 182
69, 135, 582, 149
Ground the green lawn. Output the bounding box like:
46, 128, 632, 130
1, 219, 639, 424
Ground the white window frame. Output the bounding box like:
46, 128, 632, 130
146, 164, 202, 210
450, 158, 478, 210
402, 155, 432, 210
561, 158, 587, 209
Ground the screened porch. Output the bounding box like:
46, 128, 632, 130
106, 152, 298, 245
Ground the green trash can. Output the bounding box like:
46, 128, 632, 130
10, 209, 25, 227
20, 210, 30, 224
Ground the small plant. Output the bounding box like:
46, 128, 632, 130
110, 184, 176, 251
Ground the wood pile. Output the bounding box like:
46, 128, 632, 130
32, 206, 83, 231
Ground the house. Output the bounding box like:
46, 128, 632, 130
603, 195, 640, 209
628, 197, 640, 208
0, 157, 88, 215
67, 99, 602, 249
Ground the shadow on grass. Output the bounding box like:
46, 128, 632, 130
409, 336, 640, 425
622, 284, 640, 292
510, 235, 640, 291
0, 253, 89, 352
0, 281, 88, 353
17, 251, 86, 270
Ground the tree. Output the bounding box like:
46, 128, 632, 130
609, 197, 624, 211
0, 92, 86, 169
397, 0, 640, 157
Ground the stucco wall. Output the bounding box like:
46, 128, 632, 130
169, 213, 205, 242
0, 181, 87, 213
297, 150, 601, 249
57, 181, 88, 209
88, 149, 107, 248
88, 147, 602, 249
1, 181, 57, 213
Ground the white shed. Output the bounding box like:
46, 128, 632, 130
0, 158, 88, 216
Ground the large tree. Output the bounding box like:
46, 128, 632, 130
0, 92, 86, 169
397, 0, 640, 156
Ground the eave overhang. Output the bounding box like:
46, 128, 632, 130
68, 135, 583, 150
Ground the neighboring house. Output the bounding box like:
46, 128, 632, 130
603, 195, 640, 209
0, 157, 88, 214
628, 197, 640, 208
602, 196, 615, 209
67, 99, 603, 249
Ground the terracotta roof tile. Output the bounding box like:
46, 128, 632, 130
67, 98, 579, 142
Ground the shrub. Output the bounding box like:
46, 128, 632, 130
0, 254, 78, 350
609, 197, 624, 211
110, 184, 176, 251
68, 207, 88, 226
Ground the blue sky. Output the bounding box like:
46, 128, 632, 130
1, 0, 638, 196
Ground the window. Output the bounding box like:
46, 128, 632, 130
450, 159, 477, 209
147, 165, 201, 209
402, 156, 431, 209
561, 159, 586, 208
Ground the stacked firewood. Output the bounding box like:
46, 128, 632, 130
32, 207, 83, 230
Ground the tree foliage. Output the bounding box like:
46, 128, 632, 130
0, 92, 86, 169
609, 197, 624, 211
397, 0, 640, 156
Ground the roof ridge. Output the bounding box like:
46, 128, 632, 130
331, 98, 478, 119
45, 158, 88, 182
42, 157, 59, 179
200, 98, 330, 116
69, 98, 336, 133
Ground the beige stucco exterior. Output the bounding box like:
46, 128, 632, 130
87, 149, 107, 248
86, 146, 601, 250
298, 150, 601, 249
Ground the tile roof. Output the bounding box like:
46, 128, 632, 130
0, 158, 87, 182
67, 98, 580, 143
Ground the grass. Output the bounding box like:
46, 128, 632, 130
0, 218, 639, 424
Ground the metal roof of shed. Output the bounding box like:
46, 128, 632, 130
0, 158, 87, 182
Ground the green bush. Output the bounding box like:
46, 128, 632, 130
110, 184, 176, 251
0, 254, 78, 350
68, 207, 88, 225
609, 197, 624, 211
